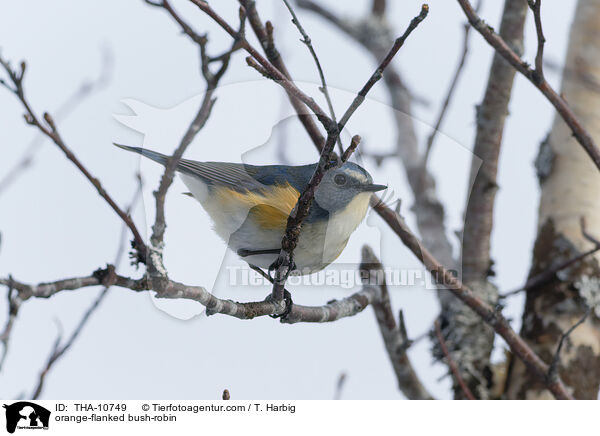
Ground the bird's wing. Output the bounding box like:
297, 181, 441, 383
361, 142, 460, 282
177, 160, 264, 191
113, 144, 265, 190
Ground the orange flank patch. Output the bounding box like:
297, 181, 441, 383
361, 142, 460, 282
215, 183, 300, 229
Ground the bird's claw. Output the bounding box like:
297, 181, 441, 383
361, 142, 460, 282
266, 290, 293, 320
268, 253, 296, 280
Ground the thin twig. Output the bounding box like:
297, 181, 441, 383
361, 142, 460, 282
500, 217, 600, 298
337, 5, 429, 129
547, 308, 590, 384
145, 0, 206, 45
527, 0, 545, 80
0, 46, 114, 197
371, 0, 386, 17
281, 0, 343, 153
422, 0, 480, 166
341, 135, 361, 162
434, 320, 475, 400
190, 0, 331, 122
240, 0, 327, 151
333, 372, 347, 400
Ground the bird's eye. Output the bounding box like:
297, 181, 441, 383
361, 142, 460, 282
334, 174, 347, 185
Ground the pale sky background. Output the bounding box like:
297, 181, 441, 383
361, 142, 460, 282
0, 0, 577, 399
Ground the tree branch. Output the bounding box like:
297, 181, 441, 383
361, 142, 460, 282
361, 246, 434, 400
546, 308, 590, 384
369, 197, 574, 400
500, 217, 600, 299
189, 0, 331, 123
0, 55, 147, 263
423, 1, 480, 165
456, 0, 600, 171
0, 46, 114, 197
337, 5, 429, 129
0, 277, 21, 372
30, 177, 143, 399
434, 320, 475, 400
2, 204, 574, 399
240, 0, 327, 152
1, 197, 575, 399
145, 2, 244, 277
527, 0, 546, 79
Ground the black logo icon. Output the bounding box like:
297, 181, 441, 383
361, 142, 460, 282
3, 402, 50, 434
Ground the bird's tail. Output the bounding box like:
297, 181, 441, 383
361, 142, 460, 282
113, 143, 169, 166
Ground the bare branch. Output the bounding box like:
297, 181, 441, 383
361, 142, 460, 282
145, 0, 207, 45
527, 0, 546, 79
434, 320, 475, 400
361, 246, 434, 400
369, 197, 574, 400
546, 308, 590, 384
457, 0, 600, 171
337, 5, 429, 129
500, 217, 600, 299
341, 135, 361, 163
190, 0, 331, 123
143, 1, 244, 277
0, 47, 114, 197
423, 1, 480, 165
240, 0, 327, 151
333, 372, 347, 400
371, 0, 386, 17
0, 54, 147, 263
245, 56, 273, 79
1, 200, 575, 400
0, 277, 22, 372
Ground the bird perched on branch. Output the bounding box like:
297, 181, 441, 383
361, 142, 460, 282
115, 144, 386, 275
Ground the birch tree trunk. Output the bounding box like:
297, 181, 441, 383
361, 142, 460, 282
505, 0, 600, 399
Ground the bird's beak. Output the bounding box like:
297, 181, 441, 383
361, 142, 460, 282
362, 183, 387, 192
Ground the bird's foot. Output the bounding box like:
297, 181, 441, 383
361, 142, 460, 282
266, 289, 293, 320
267, 253, 296, 281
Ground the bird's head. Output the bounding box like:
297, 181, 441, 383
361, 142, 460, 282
314, 162, 386, 213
